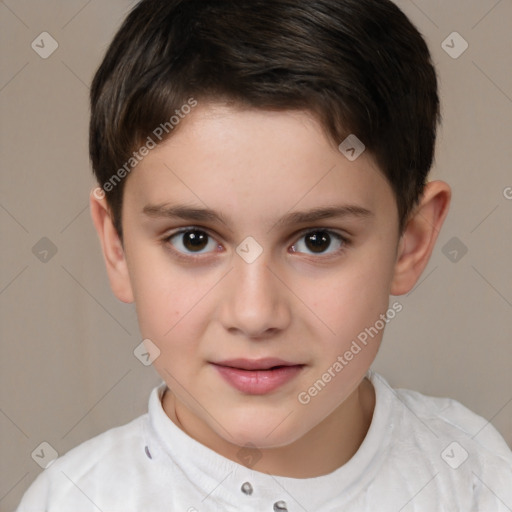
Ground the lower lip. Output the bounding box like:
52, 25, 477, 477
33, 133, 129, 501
212, 364, 304, 395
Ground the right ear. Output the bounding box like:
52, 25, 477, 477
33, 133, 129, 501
89, 188, 134, 303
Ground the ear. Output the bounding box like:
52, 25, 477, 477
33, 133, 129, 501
391, 180, 451, 296
89, 188, 134, 303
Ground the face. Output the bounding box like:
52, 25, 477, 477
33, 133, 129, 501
120, 103, 401, 449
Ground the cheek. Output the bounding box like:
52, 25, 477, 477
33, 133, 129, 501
126, 249, 202, 340
127, 253, 228, 378
302, 250, 395, 370
133, 272, 204, 377
311, 267, 391, 335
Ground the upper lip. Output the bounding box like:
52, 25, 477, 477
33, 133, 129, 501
211, 358, 303, 370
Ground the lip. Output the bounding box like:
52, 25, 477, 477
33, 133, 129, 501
211, 358, 304, 395
213, 357, 301, 370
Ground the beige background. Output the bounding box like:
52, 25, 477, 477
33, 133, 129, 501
1, 0, 511, 509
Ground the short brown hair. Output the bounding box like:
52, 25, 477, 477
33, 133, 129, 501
89, 0, 440, 240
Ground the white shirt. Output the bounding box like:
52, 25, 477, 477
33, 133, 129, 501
16, 370, 512, 512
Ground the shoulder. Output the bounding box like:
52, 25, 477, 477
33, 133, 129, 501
377, 374, 512, 503
368, 372, 512, 509
16, 413, 148, 510
52, 412, 147, 472
393, 382, 512, 460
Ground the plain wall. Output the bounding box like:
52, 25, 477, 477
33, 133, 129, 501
1, 0, 511, 509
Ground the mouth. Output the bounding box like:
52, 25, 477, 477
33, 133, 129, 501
210, 358, 305, 394
211, 357, 303, 371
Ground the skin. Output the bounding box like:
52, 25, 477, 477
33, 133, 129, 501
90, 103, 451, 478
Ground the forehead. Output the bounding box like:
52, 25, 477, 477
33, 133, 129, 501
124, 103, 396, 228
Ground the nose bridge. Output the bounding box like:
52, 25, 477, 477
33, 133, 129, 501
236, 254, 273, 292
233, 234, 275, 291
233, 249, 277, 307
220, 246, 289, 336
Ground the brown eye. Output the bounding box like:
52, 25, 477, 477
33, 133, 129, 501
167, 229, 218, 254
291, 230, 346, 256
183, 231, 208, 251
305, 231, 331, 253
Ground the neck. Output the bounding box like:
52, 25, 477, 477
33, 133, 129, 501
163, 377, 375, 478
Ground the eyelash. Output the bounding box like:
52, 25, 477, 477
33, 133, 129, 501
162, 226, 351, 262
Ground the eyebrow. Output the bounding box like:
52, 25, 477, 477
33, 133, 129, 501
142, 203, 373, 229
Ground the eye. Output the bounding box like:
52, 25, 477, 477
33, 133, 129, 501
163, 227, 349, 261
290, 229, 348, 256
166, 228, 220, 256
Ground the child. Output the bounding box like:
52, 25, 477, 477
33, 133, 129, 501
17, 0, 512, 510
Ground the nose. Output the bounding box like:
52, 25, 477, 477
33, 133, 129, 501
218, 253, 291, 339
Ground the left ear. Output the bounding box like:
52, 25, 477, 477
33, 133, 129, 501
391, 180, 451, 296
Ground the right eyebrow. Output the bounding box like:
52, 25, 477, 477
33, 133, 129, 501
142, 203, 228, 224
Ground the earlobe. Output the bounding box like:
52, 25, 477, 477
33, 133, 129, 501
390, 180, 451, 296
89, 188, 134, 303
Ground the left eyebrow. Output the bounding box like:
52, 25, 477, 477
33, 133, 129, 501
272, 205, 373, 229
141, 203, 373, 229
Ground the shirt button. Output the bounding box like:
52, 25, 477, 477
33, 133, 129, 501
273, 501, 288, 511
241, 482, 253, 495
